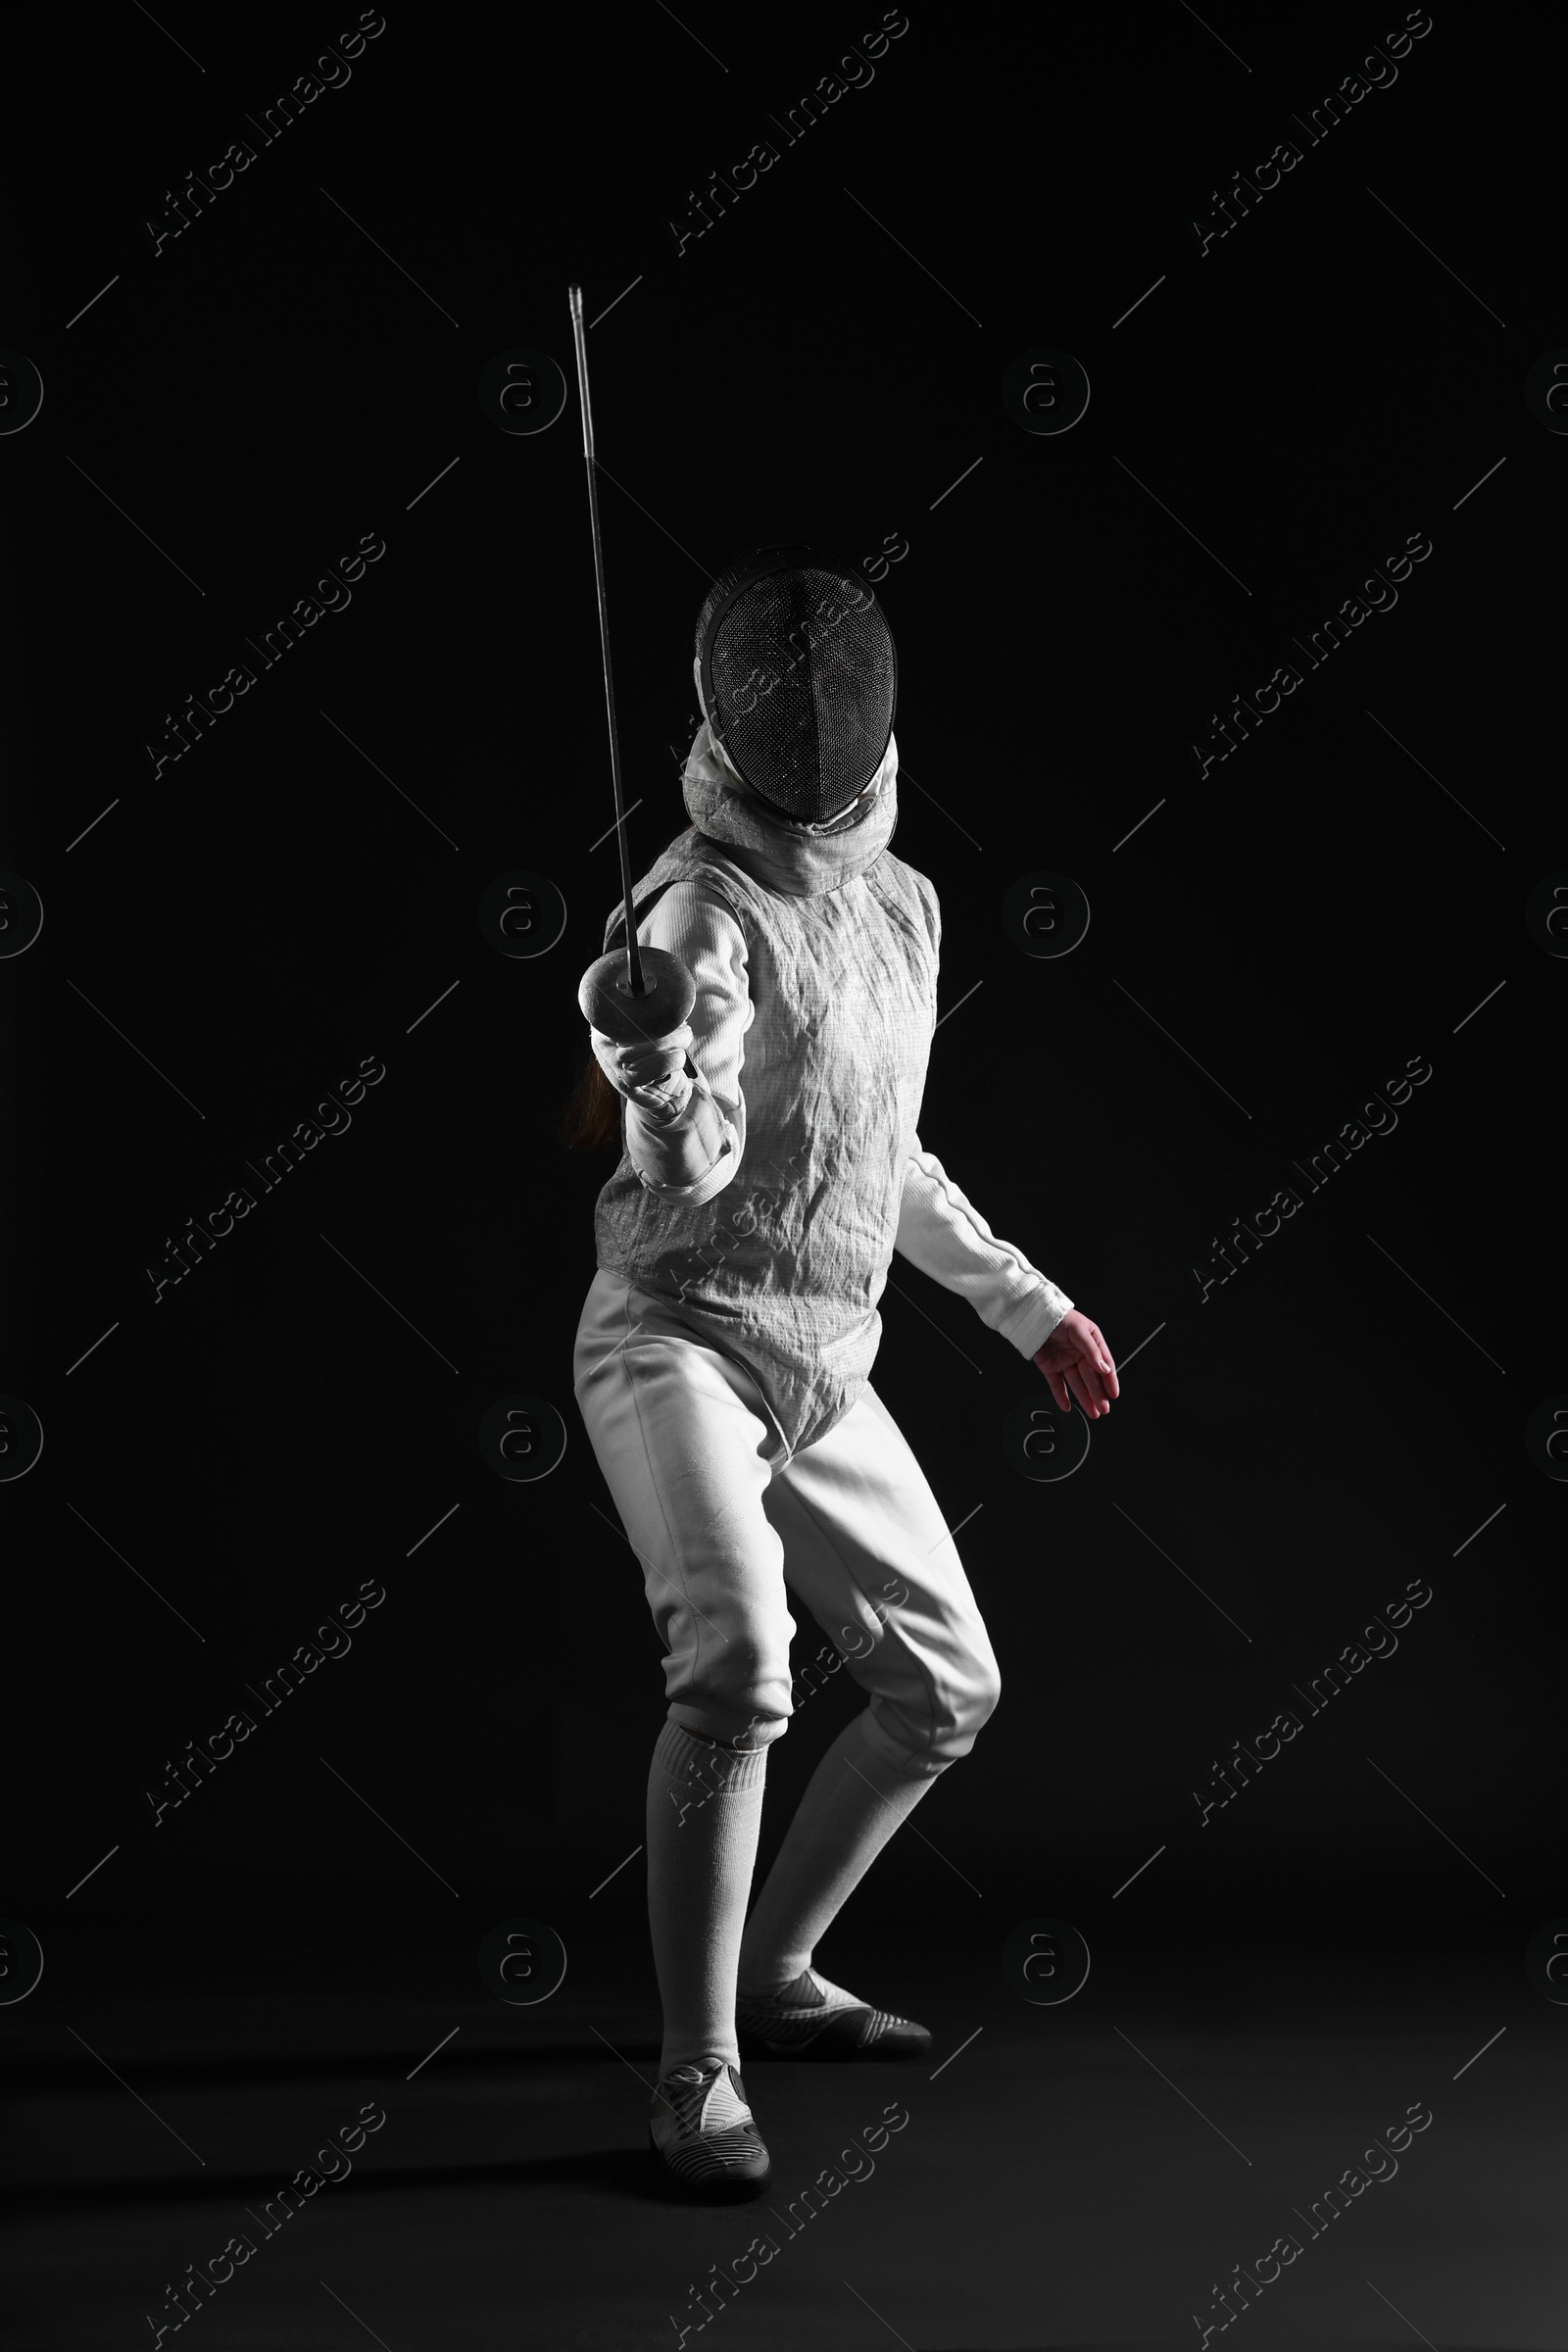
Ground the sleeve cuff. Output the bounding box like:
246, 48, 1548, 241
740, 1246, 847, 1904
634, 1115, 741, 1204
1001, 1285, 1074, 1360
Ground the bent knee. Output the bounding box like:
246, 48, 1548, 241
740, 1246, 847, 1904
947, 1661, 1001, 1751
871, 1653, 1000, 1771
970, 1659, 1002, 1731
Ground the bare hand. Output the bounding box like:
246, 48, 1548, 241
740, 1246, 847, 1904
1033, 1309, 1118, 1419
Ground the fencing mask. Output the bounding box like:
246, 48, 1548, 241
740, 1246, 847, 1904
694, 546, 898, 827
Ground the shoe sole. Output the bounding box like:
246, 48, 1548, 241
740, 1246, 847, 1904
648, 2124, 771, 2200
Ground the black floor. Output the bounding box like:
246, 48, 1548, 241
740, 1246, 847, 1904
6, 1920, 1555, 2349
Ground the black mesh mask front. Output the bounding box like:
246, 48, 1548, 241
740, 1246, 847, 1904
696, 551, 898, 826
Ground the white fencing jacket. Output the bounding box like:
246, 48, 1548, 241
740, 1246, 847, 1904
591, 722, 1072, 1453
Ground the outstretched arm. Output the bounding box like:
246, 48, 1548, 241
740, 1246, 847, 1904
590, 881, 751, 1201
894, 1141, 1118, 1417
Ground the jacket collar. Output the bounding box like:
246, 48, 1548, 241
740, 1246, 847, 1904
680, 720, 899, 898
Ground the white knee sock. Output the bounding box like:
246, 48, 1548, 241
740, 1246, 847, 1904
736, 1710, 941, 1997
647, 1720, 768, 2078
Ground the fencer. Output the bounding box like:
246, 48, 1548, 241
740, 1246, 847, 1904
568, 546, 1118, 2197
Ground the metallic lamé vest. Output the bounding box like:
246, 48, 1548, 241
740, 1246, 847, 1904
592, 827, 939, 1454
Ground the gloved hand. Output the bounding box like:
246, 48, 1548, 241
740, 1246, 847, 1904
589, 1021, 696, 1125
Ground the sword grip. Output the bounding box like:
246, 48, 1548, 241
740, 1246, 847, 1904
577, 946, 697, 1047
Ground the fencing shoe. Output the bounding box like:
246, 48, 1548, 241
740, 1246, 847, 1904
648, 2055, 771, 2197
736, 1968, 931, 2059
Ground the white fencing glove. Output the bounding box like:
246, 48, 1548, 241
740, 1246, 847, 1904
589, 1021, 696, 1124
588, 1020, 735, 1195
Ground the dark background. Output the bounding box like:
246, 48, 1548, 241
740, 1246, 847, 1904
3, 0, 1557, 2023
